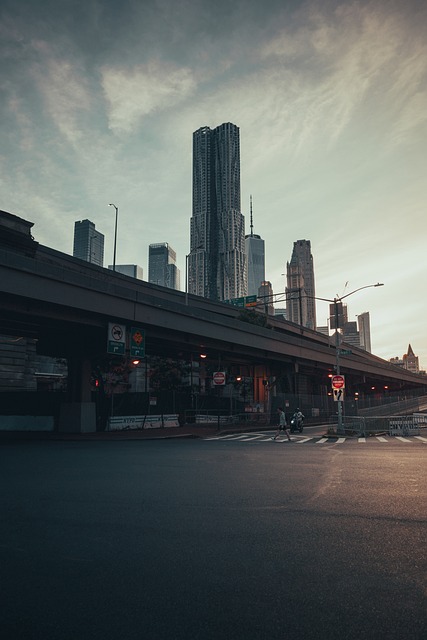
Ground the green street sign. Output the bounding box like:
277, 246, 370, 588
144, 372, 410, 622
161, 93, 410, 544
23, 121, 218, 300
130, 327, 145, 357
245, 295, 257, 307
339, 349, 352, 355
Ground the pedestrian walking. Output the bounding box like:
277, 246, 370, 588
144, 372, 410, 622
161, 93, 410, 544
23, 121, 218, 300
273, 407, 291, 441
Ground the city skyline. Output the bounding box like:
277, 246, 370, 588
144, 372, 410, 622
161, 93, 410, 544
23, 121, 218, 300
1, 0, 426, 366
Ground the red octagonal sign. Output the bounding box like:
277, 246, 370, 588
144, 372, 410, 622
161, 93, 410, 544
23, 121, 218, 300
212, 371, 226, 386
331, 375, 345, 389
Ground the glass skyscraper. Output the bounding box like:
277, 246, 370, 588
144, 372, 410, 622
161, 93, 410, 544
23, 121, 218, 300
245, 196, 265, 297
148, 243, 180, 290
189, 122, 246, 301
73, 219, 104, 267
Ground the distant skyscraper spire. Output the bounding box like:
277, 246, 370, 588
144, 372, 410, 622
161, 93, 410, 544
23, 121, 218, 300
245, 195, 265, 297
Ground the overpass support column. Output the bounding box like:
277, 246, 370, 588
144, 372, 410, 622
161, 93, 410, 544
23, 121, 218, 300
59, 357, 96, 433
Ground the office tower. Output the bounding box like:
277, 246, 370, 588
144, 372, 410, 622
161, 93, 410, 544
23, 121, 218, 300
285, 240, 316, 330
245, 195, 265, 297
258, 281, 274, 316
108, 264, 143, 280
357, 312, 371, 353
73, 219, 104, 267
189, 122, 246, 301
148, 243, 180, 290
403, 344, 419, 374
343, 321, 360, 348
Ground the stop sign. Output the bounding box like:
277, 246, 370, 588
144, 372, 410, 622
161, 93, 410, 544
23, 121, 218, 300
331, 375, 345, 389
212, 371, 226, 386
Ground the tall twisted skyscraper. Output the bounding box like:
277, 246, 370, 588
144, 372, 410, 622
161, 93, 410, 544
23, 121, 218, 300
189, 122, 246, 301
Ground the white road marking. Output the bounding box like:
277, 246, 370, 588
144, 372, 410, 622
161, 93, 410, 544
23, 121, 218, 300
316, 438, 328, 444
414, 436, 427, 443
376, 436, 388, 442
395, 437, 411, 443
358, 437, 366, 443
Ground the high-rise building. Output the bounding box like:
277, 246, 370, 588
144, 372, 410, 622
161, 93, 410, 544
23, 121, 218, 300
343, 321, 360, 348
357, 312, 371, 352
189, 122, 246, 301
258, 281, 274, 316
285, 240, 316, 330
390, 345, 419, 374
148, 243, 180, 290
245, 195, 265, 297
73, 219, 104, 267
108, 264, 143, 280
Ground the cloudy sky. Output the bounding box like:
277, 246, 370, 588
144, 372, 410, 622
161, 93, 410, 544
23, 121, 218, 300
1, 0, 426, 367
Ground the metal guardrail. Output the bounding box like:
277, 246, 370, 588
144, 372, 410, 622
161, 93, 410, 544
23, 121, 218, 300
330, 413, 427, 436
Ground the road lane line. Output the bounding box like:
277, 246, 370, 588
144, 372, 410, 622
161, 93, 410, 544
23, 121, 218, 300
395, 437, 411, 443
414, 436, 427, 442
336, 438, 346, 444
376, 437, 388, 442
358, 437, 366, 443
316, 438, 328, 444
296, 438, 313, 443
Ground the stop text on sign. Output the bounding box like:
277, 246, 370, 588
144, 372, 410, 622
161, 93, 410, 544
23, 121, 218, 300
212, 371, 226, 386
331, 375, 345, 390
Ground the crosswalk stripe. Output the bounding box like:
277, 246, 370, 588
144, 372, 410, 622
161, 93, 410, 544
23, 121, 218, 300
204, 434, 426, 444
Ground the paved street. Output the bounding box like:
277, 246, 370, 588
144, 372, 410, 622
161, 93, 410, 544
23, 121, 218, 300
1, 439, 426, 640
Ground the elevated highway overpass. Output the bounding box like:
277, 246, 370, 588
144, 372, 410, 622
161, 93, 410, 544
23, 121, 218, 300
1, 209, 426, 431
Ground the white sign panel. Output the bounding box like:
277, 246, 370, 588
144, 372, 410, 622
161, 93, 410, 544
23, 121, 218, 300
107, 323, 126, 355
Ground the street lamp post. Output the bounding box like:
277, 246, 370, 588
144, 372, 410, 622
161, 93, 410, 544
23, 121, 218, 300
317, 283, 384, 434
185, 253, 190, 306
108, 204, 119, 271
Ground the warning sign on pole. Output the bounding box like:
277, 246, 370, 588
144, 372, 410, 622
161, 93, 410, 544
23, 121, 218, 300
130, 327, 145, 358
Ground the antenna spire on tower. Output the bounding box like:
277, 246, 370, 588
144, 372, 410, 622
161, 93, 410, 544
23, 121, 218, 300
250, 195, 253, 237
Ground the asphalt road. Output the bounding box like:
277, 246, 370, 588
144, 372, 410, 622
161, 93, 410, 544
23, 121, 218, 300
1, 439, 426, 640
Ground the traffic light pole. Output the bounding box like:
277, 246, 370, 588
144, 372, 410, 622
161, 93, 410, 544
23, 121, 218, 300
334, 298, 343, 435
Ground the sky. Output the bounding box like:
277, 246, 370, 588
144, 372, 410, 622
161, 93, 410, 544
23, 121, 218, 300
1, 0, 426, 369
